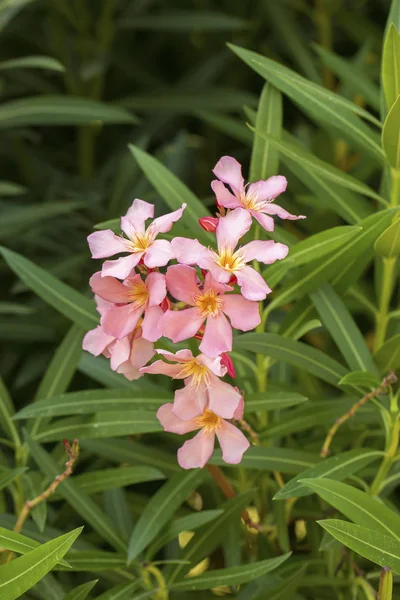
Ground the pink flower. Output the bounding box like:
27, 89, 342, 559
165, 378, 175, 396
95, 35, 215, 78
89, 271, 166, 340
171, 208, 289, 301
157, 402, 249, 469
199, 216, 218, 232
211, 156, 305, 231
160, 265, 260, 358
140, 349, 242, 420
82, 297, 154, 380
87, 199, 186, 279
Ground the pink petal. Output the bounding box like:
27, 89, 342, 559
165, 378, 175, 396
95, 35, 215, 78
200, 313, 232, 358
207, 376, 242, 419
101, 304, 143, 339
213, 156, 244, 196
109, 336, 131, 371
129, 335, 155, 370
204, 271, 232, 294
156, 348, 194, 363
125, 199, 154, 234
216, 208, 252, 254
234, 396, 245, 419
120, 216, 139, 241
87, 230, 129, 259
196, 353, 226, 377
211, 180, 240, 208
171, 237, 210, 266
82, 326, 114, 356
247, 175, 287, 201
102, 253, 143, 279
252, 211, 275, 232
94, 295, 113, 316
178, 429, 215, 469
148, 204, 186, 235
140, 359, 184, 378
235, 266, 271, 301
146, 271, 167, 306
90, 272, 131, 303
216, 420, 250, 464
241, 240, 289, 264
166, 265, 199, 304
262, 203, 306, 221
142, 305, 163, 342
144, 239, 174, 268
222, 294, 261, 331
202, 258, 232, 284
157, 403, 198, 435
173, 385, 208, 420
160, 308, 204, 343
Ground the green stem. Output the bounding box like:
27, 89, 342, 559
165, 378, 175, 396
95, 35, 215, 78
370, 416, 400, 495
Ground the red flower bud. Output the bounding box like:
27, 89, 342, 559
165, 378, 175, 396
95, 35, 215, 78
160, 297, 172, 312
199, 216, 218, 233
221, 352, 236, 378
228, 275, 237, 285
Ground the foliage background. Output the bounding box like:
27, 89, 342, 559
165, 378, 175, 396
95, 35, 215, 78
1, 0, 400, 598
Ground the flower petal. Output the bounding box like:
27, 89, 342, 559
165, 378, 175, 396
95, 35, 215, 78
144, 239, 174, 268
125, 199, 154, 234
207, 376, 242, 419
142, 305, 163, 342
241, 240, 289, 264
149, 204, 186, 235
204, 271, 232, 294
90, 272, 131, 303
82, 326, 114, 356
166, 264, 199, 304
222, 294, 261, 331
160, 307, 204, 343
129, 335, 155, 370
171, 237, 210, 266
252, 211, 275, 232
262, 203, 306, 221
234, 396, 244, 419
101, 304, 143, 339
196, 353, 226, 377
216, 420, 250, 464
200, 313, 232, 358
156, 348, 194, 363
146, 271, 167, 306
109, 336, 131, 371
140, 359, 184, 378
235, 266, 271, 301
178, 429, 215, 469
102, 253, 143, 279
87, 230, 129, 259
213, 156, 245, 196
247, 175, 287, 201
157, 403, 198, 435
211, 180, 240, 208
216, 208, 252, 254
173, 385, 208, 420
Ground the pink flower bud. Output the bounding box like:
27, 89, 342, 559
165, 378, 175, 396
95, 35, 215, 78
221, 352, 236, 378
199, 216, 218, 232
160, 297, 172, 312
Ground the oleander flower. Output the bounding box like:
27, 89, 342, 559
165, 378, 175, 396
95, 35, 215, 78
140, 349, 242, 420
211, 155, 305, 231
171, 208, 288, 301
87, 199, 186, 279
160, 265, 260, 357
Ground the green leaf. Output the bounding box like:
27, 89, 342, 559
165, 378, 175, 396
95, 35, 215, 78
34, 411, 162, 442
93, 582, 139, 600
63, 466, 165, 497
0, 247, 98, 329
16, 389, 171, 419
129, 145, 211, 244
379, 567, 393, 600
250, 83, 282, 181
301, 478, 400, 541
244, 390, 308, 413
235, 333, 348, 386
310, 284, 378, 373
383, 94, 400, 168
78, 354, 139, 390
339, 371, 381, 390
56, 551, 126, 572
170, 555, 291, 591
319, 520, 400, 573
0, 96, 136, 128
0, 466, 26, 491
210, 447, 317, 473
274, 449, 383, 499
0, 181, 27, 196
25, 434, 127, 553
229, 44, 383, 159
0, 55, 65, 72
128, 470, 206, 561
382, 24, 400, 110
63, 580, 98, 600
374, 333, 400, 372
119, 11, 247, 31
0, 376, 20, 447
0, 527, 81, 600
374, 215, 400, 257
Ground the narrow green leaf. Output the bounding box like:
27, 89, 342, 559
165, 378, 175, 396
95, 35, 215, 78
311, 284, 378, 374
63, 580, 98, 600
61, 466, 165, 497
375, 215, 400, 257
319, 520, 400, 573
235, 333, 348, 386
339, 371, 381, 390
0, 181, 27, 196
374, 333, 400, 372
0, 527, 82, 600
171, 555, 291, 591
119, 11, 247, 31
0, 466, 26, 491
274, 449, 383, 499
210, 447, 317, 473
56, 551, 125, 572
0, 247, 98, 329
23, 472, 47, 533
244, 390, 308, 413
128, 470, 206, 561
120, 88, 256, 112
0, 55, 65, 72
93, 582, 139, 600
382, 24, 400, 110
383, 94, 400, 168
250, 83, 282, 181
129, 145, 212, 244
0, 376, 20, 447
301, 478, 400, 541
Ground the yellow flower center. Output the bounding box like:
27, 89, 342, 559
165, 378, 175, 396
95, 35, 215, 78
240, 190, 267, 212
214, 248, 245, 272
195, 409, 221, 434
127, 280, 149, 306
127, 233, 152, 253
193, 289, 223, 317
177, 358, 210, 389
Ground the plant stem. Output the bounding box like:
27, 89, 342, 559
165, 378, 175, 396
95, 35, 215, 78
370, 415, 400, 495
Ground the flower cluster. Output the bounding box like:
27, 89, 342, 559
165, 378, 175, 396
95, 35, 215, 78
83, 156, 304, 469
